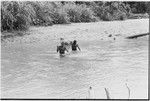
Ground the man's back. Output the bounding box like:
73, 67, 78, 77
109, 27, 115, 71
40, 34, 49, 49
72, 44, 78, 51
57, 46, 66, 54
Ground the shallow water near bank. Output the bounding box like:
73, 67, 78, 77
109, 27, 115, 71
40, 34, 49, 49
1, 19, 149, 99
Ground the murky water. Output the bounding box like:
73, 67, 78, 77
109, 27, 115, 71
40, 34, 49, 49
2, 18, 149, 99
1, 34, 148, 99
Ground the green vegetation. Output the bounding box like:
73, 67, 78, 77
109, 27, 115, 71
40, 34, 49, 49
1, 1, 149, 32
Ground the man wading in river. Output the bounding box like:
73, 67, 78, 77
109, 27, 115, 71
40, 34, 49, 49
57, 42, 68, 57
71, 40, 81, 51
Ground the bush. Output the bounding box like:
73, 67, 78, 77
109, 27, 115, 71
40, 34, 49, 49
63, 3, 98, 23
49, 8, 70, 24
1, 1, 149, 33
1, 1, 32, 31
128, 13, 149, 19
80, 5, 98, 22
27, 1, 53, 26
91, 2, 129, 21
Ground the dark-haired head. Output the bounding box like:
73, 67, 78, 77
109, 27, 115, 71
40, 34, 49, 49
61, 42, 65, 46
73, 40, 77, 45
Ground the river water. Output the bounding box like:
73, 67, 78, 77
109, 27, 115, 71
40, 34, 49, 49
1, 20, 149, 99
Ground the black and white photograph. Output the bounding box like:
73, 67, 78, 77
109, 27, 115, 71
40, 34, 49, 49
1, 0, 149, 99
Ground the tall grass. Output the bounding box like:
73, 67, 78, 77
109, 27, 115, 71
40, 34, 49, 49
91, 2, 130, 21
1, 1, 32, 31
1, 1, 149, 32
49, 8, 70, 24
63, 2, 98, 23
26, 1, 53, 26
1, 1, 98, 32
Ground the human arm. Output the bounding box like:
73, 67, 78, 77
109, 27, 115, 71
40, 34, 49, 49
77, 44, 81, 51
57, 46, 59, 52
65, 47, 69, 52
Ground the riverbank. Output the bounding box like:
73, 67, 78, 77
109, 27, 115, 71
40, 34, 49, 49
2, 1, 149, 32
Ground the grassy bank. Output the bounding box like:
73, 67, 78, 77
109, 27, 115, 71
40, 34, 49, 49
1, 1, 149, 37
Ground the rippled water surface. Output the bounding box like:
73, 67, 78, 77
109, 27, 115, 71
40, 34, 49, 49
1, 20, 149, 99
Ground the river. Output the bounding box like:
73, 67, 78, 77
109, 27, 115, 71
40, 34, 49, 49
1, 19, 149, 99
